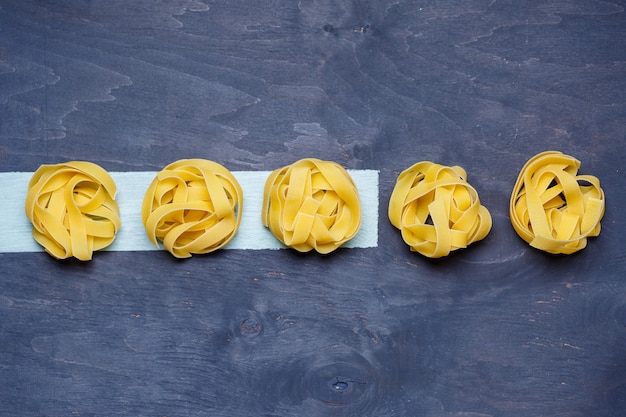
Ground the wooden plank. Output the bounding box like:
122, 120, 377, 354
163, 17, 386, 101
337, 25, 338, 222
1, 1, 624, 416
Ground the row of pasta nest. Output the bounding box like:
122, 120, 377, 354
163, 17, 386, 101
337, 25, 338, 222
24, 151, 605, 261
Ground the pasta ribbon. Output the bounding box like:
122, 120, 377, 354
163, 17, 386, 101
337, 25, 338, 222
388, 162, 492, 258
25, 161, 121, 261
142, 159, 243, 258
509, 151, 605, 254
262, 158, 361, 254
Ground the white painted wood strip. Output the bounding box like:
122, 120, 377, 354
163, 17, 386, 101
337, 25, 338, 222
0, 170, 378, 253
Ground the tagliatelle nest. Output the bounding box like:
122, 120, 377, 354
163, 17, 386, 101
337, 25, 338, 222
25, 161, 121, 261
388, 161, 492, 258
142, 159, 243, 258
509, 151, 605, 254
262, 158, 361, 254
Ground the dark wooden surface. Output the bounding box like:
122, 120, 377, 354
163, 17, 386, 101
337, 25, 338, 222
1, 1, 625, 416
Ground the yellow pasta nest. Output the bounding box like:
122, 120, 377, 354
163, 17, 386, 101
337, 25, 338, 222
142, 159, 243, 258
509, 151, 605, 254
262, 158, 361, 254
388, 161, 492, 258
25, 161, 121, 261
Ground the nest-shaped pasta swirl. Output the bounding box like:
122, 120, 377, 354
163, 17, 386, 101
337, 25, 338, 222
509, 151, 605, 254
388, 161, 492, 258
262, 158, 361, 254
25, 161, 121, 261
142, 159, 243, 258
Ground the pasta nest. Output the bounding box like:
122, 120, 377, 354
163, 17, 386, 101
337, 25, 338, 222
142, 159, 243, 258
25, 161, 121, 261
389, 161, 492, 258
509, 151, 605, 254
262, 158, 361, 254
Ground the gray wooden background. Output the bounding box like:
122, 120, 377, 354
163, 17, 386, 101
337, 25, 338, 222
1, 1, 625, 416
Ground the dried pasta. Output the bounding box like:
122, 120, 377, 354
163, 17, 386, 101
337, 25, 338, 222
262, 158, 361, 254
509, 151, 605, 254
25, 161, 121, 261
142, 159, 243, 258
388, 162, 492, 258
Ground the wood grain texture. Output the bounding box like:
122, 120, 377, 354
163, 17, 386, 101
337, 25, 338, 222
1, 1, 625, 416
